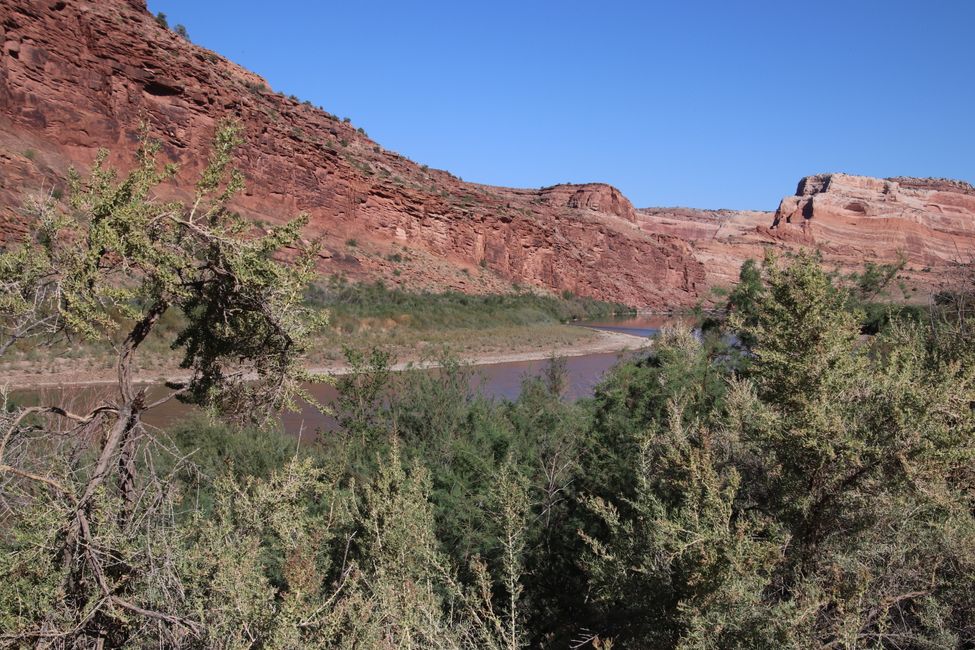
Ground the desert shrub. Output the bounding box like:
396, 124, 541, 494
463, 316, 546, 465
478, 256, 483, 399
3, 126, 973, 647
570, 252, 975, 648
305, 279, 633, 332
0, 122, 328, 645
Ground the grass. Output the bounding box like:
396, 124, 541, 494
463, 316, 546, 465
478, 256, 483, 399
1, 281, 636, 384
297, 281, 635, 363
305, 279, 634, 332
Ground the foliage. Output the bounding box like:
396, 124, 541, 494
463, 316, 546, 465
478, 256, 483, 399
725, 257, 763, 345
522, 251, 974, 647
0, 122, 327, 645
307, 278, 634, 333
2, 129, 974, 648
849, 252, 907, 302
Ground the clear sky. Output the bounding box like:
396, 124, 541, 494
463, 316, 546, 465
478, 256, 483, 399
147, 0, 974, 210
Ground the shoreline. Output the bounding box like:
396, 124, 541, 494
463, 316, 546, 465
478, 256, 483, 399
4, 328, 652, 391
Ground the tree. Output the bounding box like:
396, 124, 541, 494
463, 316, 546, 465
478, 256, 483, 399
729, 252, 975, 646
0, 122, 327, 645
579, 403, 781, 648
726, 257, 764, 346
573, 253, 975, 647
850, 251, 906, 303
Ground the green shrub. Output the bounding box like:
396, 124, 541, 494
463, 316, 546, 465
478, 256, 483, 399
303, 279, 634, 332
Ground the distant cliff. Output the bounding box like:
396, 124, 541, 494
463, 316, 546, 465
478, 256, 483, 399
637, 174, 975, 300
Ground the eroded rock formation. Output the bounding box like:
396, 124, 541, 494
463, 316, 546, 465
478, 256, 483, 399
638, 174, 975, 300
772, 173, 975, 268
0, 0, 703, 307
1, 0, 972, 307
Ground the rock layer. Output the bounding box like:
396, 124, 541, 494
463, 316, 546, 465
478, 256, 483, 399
1, 0, 972, 307
638, 174, 975, 301
772, 173, 975, 269
0, 0, 703, 307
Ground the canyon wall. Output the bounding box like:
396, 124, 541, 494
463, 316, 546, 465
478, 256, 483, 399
0, 0, 703, 307
1, 0, 972, 307
638, 174, 975, 299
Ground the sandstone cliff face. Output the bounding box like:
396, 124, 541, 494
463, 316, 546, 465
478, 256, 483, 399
540, 184, 639, 223
0, 0, 704, 307
772, 173, 975, 268
1, 0, 971, 308
637, 208, 776, 289
637, 174, 975, 301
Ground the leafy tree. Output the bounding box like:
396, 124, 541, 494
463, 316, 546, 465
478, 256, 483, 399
579, 404, 787, 648
0, 122, 327, 645
849, 252, 906, 303
726, 257, 764, 346
573, 253, 975, 647
728, 252, 975, 646
583, 327, 730, 503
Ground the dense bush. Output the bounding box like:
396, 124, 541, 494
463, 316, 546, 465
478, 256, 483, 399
2, 130, 973, 647
306, 278, 633, 332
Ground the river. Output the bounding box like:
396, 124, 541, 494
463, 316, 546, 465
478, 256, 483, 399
12, 315, 688, 435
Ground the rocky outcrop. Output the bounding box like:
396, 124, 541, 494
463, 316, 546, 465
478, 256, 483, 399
637, 174, 975, 301
539, 184, 639, 223
769, 173, 975, 273
0, 0, 704, 307
1, 0, 971, 307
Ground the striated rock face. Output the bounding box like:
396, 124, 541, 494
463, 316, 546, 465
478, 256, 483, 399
637, 173, 975, 301
1, 0, 971, 308
637, 208, 776, 289
0, 0, 704, 307
771, 173, 975, 269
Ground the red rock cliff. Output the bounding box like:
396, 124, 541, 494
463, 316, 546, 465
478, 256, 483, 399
2, 0, 970, 307
772, 173, 975, 269
637, 173, 975, 300
0, 0, 704, 307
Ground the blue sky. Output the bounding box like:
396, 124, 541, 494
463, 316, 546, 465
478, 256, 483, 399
148, 0, 974, 210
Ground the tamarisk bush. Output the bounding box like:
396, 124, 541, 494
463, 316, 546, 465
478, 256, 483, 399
0, 122, 327, 645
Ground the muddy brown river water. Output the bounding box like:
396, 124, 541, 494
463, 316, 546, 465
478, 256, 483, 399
12, 316, 688, 436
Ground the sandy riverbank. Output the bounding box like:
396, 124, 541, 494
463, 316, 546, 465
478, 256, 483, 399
3, 328, 651, 390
